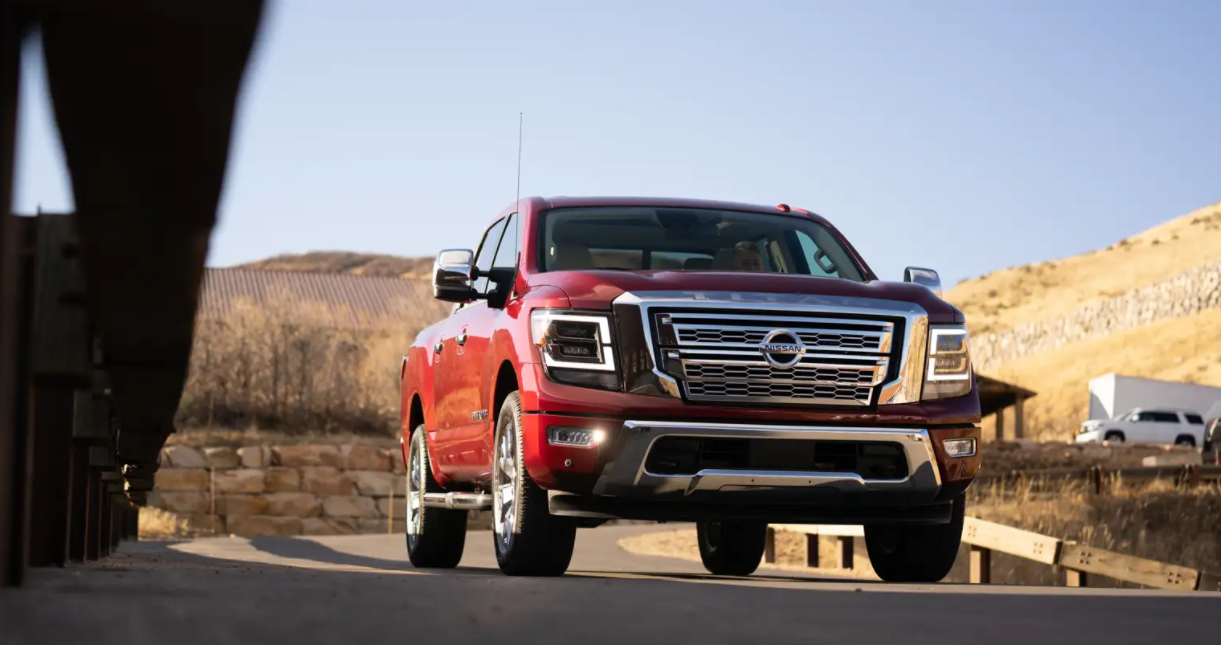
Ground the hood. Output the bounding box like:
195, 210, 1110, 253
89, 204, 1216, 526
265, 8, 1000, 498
530, 270, 964, 323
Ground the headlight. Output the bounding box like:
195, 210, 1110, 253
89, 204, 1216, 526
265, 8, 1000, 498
530, 310, 619, 390
922, 324, 972, 400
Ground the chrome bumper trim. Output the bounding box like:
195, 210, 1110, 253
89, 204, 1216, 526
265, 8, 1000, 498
591, 420, 942, 503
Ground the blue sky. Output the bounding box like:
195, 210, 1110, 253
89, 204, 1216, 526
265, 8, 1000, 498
13, 0, 1221, 287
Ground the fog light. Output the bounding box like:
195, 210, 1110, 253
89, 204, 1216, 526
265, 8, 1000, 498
943, 438, 976, 458
547, 426, 605, 448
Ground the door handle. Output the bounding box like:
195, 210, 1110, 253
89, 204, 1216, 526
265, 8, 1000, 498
456, 332, 468, 346
433, 340, 443, 354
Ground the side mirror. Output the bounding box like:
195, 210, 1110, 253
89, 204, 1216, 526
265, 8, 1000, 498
903, 266, 943, 298
433, 249, 476, 302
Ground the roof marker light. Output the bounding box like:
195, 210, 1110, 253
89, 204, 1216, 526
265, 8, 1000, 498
776, 203, 791, 212
794, 207, 810, 215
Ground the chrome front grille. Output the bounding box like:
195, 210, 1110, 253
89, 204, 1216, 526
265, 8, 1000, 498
654, 309, 897, 406
676, 327, 882, 352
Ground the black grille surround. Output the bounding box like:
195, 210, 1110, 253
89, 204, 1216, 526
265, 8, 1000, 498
652, 307, 907, 409
643, 436, 910, 480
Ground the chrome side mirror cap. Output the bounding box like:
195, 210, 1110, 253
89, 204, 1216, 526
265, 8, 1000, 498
433, 249, 476, 302
903, 266, 943, 298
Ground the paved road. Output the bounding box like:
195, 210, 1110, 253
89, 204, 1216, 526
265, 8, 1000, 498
2, 524, 1217, 645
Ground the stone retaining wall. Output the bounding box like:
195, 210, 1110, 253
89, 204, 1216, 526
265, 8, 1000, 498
150, 443, 490, 536
970, 259, 1221, 371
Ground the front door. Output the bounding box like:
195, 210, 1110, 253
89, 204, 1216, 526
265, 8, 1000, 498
431, 216, 509, 476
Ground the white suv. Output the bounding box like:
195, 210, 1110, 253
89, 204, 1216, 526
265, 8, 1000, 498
1076, 408, 1207, 447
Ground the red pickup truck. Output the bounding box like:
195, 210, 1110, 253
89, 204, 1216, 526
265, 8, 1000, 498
400, 196, 981, 580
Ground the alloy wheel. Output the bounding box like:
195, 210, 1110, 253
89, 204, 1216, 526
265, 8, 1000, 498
493, 425, 518, 551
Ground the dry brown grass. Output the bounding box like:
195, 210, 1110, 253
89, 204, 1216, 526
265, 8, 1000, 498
946, 201, 1221, 336
176, 295, 420, 435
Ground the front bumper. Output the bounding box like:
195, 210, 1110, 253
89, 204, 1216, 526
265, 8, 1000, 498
523, 416, 980, 525
592, 421, 942, 504
1075, 429, 1103, 443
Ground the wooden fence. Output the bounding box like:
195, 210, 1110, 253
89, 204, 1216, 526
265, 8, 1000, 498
767, 518, 1221, 592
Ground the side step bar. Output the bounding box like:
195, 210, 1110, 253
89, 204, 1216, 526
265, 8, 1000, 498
421, 492, 492, 511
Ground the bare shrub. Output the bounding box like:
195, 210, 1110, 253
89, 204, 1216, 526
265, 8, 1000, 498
176, 294, 420, 435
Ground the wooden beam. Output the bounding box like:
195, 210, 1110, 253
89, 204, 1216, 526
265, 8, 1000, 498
963, 517, 1061, 565
1059, 542, 1198, 591
995, 407, 1006, 441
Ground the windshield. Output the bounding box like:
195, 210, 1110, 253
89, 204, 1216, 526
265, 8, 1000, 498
538, 206, 866, 281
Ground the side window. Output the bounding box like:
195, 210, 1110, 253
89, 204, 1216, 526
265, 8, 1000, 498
490, 213, 520, 272
472, 218, 507, 295
1185, 414, 1205, 425
795, 230, 839, 278
1150, 411, 1180, 423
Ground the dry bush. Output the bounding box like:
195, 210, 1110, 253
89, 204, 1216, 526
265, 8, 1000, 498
176, 295, 420, 435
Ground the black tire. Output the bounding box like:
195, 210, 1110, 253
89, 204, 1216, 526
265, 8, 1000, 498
696, 521, 767, 576
1103, 430, 1125, 443
1174, 435, 1196, 447
864, 494, 965, 583
492, 392, 577, 576
404, 425, 467, 568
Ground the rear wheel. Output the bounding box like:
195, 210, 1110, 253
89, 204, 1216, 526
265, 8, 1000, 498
405, 425, 467, 568
1103, 430, 1125, 443
696, 521, 767, 576
864, 494, 965, 583
492, 392, 577, 576
1174, 435, 1196, 447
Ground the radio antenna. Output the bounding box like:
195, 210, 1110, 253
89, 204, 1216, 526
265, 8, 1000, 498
514, 112, 523, 209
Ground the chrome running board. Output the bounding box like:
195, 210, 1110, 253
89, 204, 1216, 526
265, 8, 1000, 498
421, 491, 492, 510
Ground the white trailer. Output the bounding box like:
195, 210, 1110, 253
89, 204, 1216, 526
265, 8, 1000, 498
1088, 373, 1221, 421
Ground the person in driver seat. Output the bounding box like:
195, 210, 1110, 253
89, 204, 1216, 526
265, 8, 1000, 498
730, 241, 765, 272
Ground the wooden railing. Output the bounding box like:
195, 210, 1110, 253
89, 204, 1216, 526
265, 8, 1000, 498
766, 518, 1220, 592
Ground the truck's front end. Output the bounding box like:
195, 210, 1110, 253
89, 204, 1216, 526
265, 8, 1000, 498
519, 198, 980, 580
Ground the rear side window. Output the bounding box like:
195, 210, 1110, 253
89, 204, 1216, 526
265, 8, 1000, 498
1149, 411, 1181, 423
1185, 414, 1205, 425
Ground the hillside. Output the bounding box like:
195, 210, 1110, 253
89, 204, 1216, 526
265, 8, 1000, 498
234, 252, 432, 279
943, 201, 1221, 440
947, 201, 1221, 336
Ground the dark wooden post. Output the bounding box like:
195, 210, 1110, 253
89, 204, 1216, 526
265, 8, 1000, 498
969, 545, 992, 583
835, 536, 854, 569
1013, 396, 1026, 440
804, 533, 818, 568
763, 527, 776, 564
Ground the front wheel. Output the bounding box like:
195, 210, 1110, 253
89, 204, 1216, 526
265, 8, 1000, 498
696, 521, 767, 576
864, 494, 965, 583
492, 392, 577, 576
404, 425, 467, 568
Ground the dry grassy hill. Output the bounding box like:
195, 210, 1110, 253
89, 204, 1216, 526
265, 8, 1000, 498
948, 201, 1221, 336
235, 251, 433, 279
944, 201, 1221, 440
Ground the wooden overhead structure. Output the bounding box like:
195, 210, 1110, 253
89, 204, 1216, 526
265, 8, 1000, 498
1, 0, 264, 587
976, 374, 1038, 440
